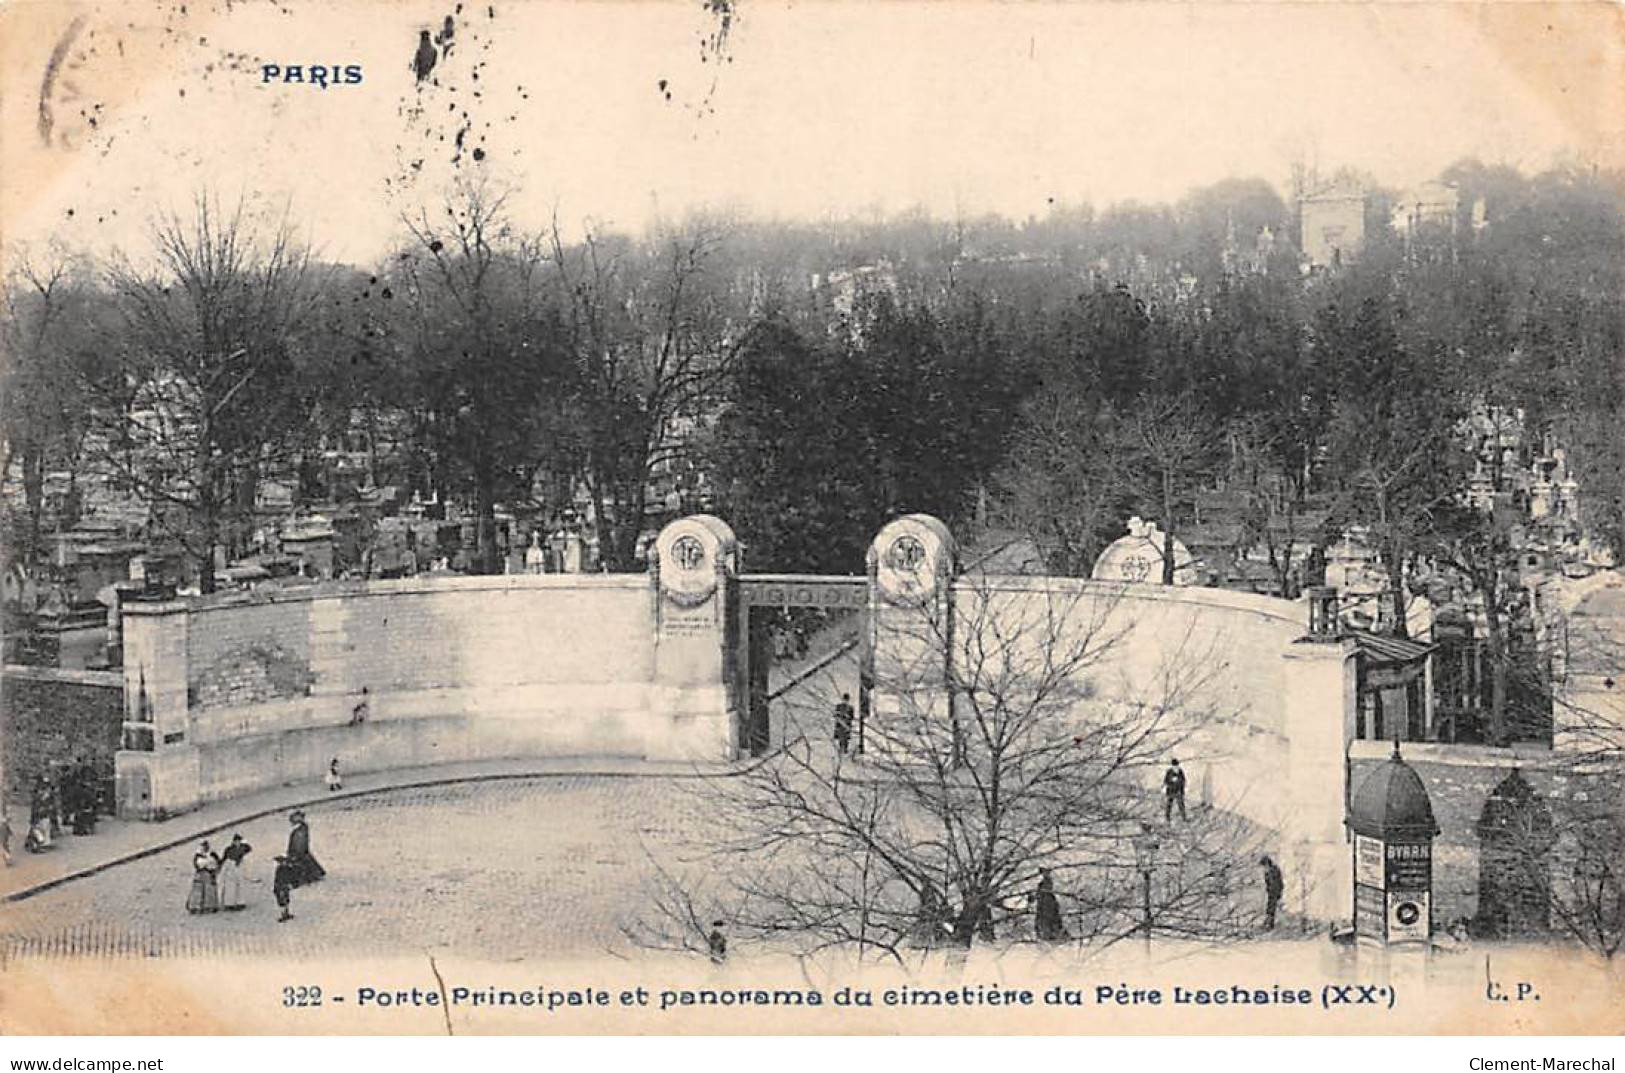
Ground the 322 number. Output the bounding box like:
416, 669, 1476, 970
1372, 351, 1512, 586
282, 985, 323, 1007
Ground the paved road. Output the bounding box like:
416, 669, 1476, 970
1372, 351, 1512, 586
3, 776, 725, 962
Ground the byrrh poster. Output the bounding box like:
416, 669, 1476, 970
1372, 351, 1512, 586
1, 0, 1623, 1042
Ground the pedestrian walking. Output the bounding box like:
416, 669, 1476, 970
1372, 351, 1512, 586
1163, 758, 1188, 822
1033, 870, 1070, 943
707, 920, 728, 964
325, 757, 343, 792
186, 841, 221, 914
218, 833, 252, 910
272, 856, 295, 922
1260, 855, 1284, 930
833, 693, 855, 755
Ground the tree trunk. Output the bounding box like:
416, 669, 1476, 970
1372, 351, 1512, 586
21, 443, 45, 564
1161, 469, 1176, 584
1484, 588, 1509, 745
197, 443, 218, 595
475, 465, 499, 575
1386, 541, 1409, 638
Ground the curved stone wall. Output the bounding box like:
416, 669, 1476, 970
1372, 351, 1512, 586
114, 513, 1361, 921
946, 576, 1321, 830
117, 574, 679, 817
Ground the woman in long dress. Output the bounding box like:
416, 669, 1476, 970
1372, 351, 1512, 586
186, 841, 221, 914
285, 812, 325, 887
218, 834, 252, 910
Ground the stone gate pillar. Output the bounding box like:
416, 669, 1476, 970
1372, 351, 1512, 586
866, 514, 956, 759
649, 515, 739, 761
1280, 623, 1359, 921
115, 600, 201, 818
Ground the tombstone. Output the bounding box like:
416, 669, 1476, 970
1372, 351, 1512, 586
281, 515, 336, 579
1530, 479, 1553, 521
1473, 769, 1554, 939
524, 530, 546, 574
1091, 517, 1197, 585
1349, 742, 1440, 946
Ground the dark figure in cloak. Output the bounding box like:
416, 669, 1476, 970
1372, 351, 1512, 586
1033, 870, 1070, 943
79, 761, 101, 827
70, 762, 98, 835
284, 811, 326, 887
1163, 758, 1188, 822
707, 920, 727, 964
272, 856, 295, 922
62, 770, 85, 834
833, 694, 855, 755
1260, 855, 1284, 930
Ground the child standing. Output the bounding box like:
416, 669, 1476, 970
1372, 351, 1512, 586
272, 855, 295, 922
325, 757, 342, 792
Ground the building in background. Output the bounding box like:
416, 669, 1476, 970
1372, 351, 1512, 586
1299, 179, 1367, 270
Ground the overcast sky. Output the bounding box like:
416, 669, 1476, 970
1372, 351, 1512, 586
2, 1, 1619, 269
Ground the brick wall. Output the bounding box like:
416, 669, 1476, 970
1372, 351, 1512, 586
186, 599, 312, 710
2, 666, 123, 801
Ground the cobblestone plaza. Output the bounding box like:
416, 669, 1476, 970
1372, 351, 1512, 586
5, 776, 720, 961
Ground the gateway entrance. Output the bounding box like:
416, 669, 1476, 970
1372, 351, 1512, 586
734, 575, 869, 756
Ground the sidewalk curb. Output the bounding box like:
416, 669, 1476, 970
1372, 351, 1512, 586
4, 761, 759, 905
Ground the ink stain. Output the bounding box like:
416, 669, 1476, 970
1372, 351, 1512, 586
38, 14, 88, 146
413, 29, 437, 82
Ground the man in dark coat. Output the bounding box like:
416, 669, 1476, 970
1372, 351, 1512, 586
1163, 758, 1188, 822
285, 811, 326, 887
1033, 870, 1070, 943
1260, 855, 1284, 930
707, 920, 727, 964
833, 694, 855, 755
70, 760, 98, 835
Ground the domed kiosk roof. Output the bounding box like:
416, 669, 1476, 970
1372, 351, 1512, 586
1350, 742, 1440, 839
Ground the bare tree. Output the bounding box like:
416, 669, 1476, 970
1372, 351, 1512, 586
392, 181, 575, 573
548, 218, 736, 569
631, 577, 1272, 964
991, 391, 1121, 578
1119, 394, 1222, 584
2, 251, 80, 560
88, 196, 326, 592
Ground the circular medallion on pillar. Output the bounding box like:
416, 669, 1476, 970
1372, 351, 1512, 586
655, 514, 738, 609
870, 514, 955, 607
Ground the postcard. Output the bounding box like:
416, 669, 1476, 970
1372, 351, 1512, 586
2, 0, 1623, 1037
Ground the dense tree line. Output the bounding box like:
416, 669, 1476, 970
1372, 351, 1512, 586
4, 164, 1622, 620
